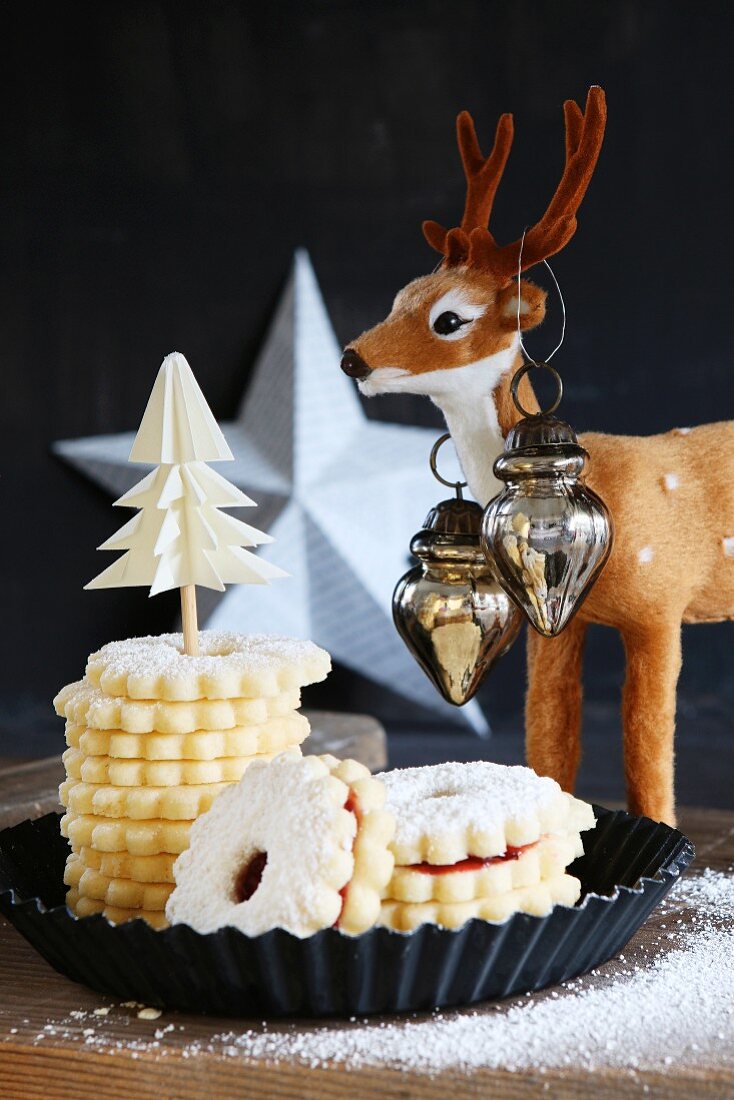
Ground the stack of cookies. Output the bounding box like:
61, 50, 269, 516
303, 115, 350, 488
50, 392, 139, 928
53, 632, 331, 928
377, 762, 596, 931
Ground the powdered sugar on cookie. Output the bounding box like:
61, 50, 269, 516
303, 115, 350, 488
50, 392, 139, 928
380, 762, 592, 864
86, 632, 331, 700
166, 754, 357, 937
166, 754, 395, 938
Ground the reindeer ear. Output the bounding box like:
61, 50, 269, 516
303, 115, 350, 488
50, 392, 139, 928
497, 279, 547, 332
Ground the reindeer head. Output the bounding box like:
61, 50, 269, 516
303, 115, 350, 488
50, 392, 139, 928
341, 88, 606, 410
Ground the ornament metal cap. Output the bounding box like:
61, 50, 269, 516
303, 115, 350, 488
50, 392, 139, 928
481, 363, 613, 637
392, 435, 522, 708
504, 411, 579, 450
411, 497, 489, 565
495, 413, 589, 481
420, 496, 483, 536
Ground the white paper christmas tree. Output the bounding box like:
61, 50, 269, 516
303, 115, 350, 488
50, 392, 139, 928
87, 351, 286, 653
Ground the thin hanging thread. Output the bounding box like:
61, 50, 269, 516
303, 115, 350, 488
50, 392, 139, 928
516, 229, 566, 364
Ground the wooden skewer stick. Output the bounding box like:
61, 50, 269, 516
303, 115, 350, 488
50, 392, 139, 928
181, 584, 199, 656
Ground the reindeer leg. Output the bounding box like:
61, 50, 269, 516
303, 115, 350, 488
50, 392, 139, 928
525, 617, 587, 793
620, 621, 682, 827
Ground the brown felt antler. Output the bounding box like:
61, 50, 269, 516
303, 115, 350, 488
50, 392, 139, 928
423, 110, 514, 256
423, 87, 606, 280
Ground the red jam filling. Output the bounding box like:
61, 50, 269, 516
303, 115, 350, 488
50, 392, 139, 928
408, 839, 538, 875
234, 851, 268, 902
334, 790, 361, 928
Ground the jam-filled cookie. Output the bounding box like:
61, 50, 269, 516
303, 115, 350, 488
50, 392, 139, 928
379, 873, 582, 931
165, 753, 395, 938
385, 831, 583, 904
378, 762, 595, 930
380, 761, 594, 865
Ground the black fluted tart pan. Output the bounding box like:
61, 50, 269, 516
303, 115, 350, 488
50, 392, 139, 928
0, 806, 693, 1017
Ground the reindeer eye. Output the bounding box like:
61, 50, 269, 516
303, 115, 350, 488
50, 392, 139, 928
432, 310, 468, 336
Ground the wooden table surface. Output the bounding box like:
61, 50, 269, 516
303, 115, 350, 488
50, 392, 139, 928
0, 733, 731, 1098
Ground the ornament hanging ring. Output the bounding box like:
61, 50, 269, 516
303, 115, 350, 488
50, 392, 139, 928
511, 361, 564, 419
430, 433, 467, 499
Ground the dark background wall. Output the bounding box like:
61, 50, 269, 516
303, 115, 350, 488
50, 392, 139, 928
2, 1, 733, 803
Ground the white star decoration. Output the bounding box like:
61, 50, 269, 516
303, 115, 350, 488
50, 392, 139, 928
54, 251, 487, 732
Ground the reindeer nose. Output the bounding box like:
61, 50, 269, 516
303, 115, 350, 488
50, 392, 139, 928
341, 348, 372, 380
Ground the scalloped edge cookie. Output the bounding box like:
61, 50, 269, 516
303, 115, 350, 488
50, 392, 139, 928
66, 888, 169, 929
384, 831, 583, 903
319, 756, 395, 936
55, 678, 302, 734
166, 753, 395, 938
62, 746, 299, 786
379, 872, 582, 931
75, 846, 177, 883
380, 762, 595, 865
60, 779, 231, 820
85, 632, 331, 701
61, 812, 193, 855
64, 712, 309, 761
65, 854, 173, 910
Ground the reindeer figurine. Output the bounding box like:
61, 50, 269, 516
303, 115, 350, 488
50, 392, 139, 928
341, 86, 734, 826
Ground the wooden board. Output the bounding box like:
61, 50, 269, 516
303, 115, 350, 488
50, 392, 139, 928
0, 754, 731, 1096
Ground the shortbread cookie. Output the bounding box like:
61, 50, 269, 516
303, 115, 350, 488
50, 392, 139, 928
62, 746, 299, 786
55, 678, 301, 734
86, 632, 331, 700
166, 753, 395, 938
386, 831, 583, 904
60, 779, 229, 820
61, 812, 192, 855
167, 754, 354, 937
380, 762, 596, 865
318, 756, 395, 936
66, 888, 168, 929
64, 712, 309, 760
64, 854, 173, 910
76, 846, 177, 883
379, 873, 582, 931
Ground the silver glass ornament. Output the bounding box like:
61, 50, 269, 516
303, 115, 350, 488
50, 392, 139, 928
481, 363, 613, 637
393, 435, 523, 707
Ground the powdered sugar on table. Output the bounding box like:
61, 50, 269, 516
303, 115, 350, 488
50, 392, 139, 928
10, 868, 732, 1079
241, 868, 734, 1074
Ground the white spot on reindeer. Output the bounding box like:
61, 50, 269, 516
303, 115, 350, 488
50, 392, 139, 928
723, 537, 734, 558
662, 472, 680, 492
638, 546, 654, 564
673, 427, 692, 436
